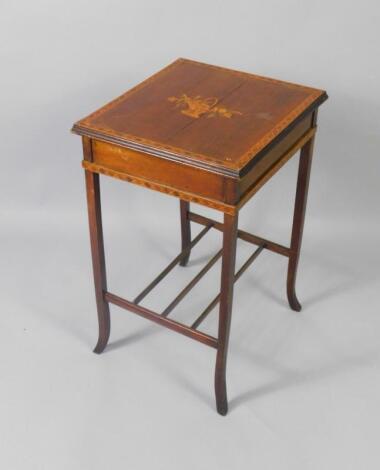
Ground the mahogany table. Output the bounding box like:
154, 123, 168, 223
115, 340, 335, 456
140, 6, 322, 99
72, 58, 327, 415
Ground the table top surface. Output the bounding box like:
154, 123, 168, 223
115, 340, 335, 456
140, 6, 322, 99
72, 58, 327, 176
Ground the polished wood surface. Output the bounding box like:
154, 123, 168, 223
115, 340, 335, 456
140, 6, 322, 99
91, 139, 228, 202
72, 58, 327, 176
73, 59, 328, 415
81, 159, 237, 214
74, 59, 327, 214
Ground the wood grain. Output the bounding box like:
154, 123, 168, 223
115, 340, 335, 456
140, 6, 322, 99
82, 160, 238, 215
72, 58, 327, 176
91, 138, 228, 202
74, 61, 328, 415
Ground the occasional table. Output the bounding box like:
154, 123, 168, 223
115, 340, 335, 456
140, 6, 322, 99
72, 58, 327, 415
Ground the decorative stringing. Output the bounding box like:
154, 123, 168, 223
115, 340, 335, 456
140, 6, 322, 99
74, 58, 324, 172
82, 160, 237, 215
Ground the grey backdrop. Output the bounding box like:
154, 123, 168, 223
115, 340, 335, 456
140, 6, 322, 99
1, 1, 379, 469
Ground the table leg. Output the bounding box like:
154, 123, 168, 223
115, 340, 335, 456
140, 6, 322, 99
85, 170, 111, 353
179, 200, 191, 266
287, 135, 315, 311
215, 212, 238, 415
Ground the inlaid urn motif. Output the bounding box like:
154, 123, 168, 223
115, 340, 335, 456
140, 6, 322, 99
168, 94, 242, 119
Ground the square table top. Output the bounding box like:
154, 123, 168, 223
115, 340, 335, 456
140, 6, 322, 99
72, 58, 327, 177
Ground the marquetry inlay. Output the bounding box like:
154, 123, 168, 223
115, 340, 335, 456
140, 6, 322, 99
168, 94, 242, 119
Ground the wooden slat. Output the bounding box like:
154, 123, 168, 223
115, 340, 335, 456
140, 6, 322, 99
161, 249, 222, 317
105, 292, 218, 349
191, 245, 265, 329
188, 212, 291, 257
133, 224, 213, 305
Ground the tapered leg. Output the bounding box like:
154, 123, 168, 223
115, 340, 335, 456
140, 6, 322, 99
85, 170, 111, 353
179, 200, 191, 266
287, 136, 315, 311
215, 212, 239, 415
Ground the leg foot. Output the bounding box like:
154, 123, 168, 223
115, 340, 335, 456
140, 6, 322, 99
287, 271, 302, 312
94, 339, 109, 354
93, 302, 111, 353
215, 361, 228, 415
